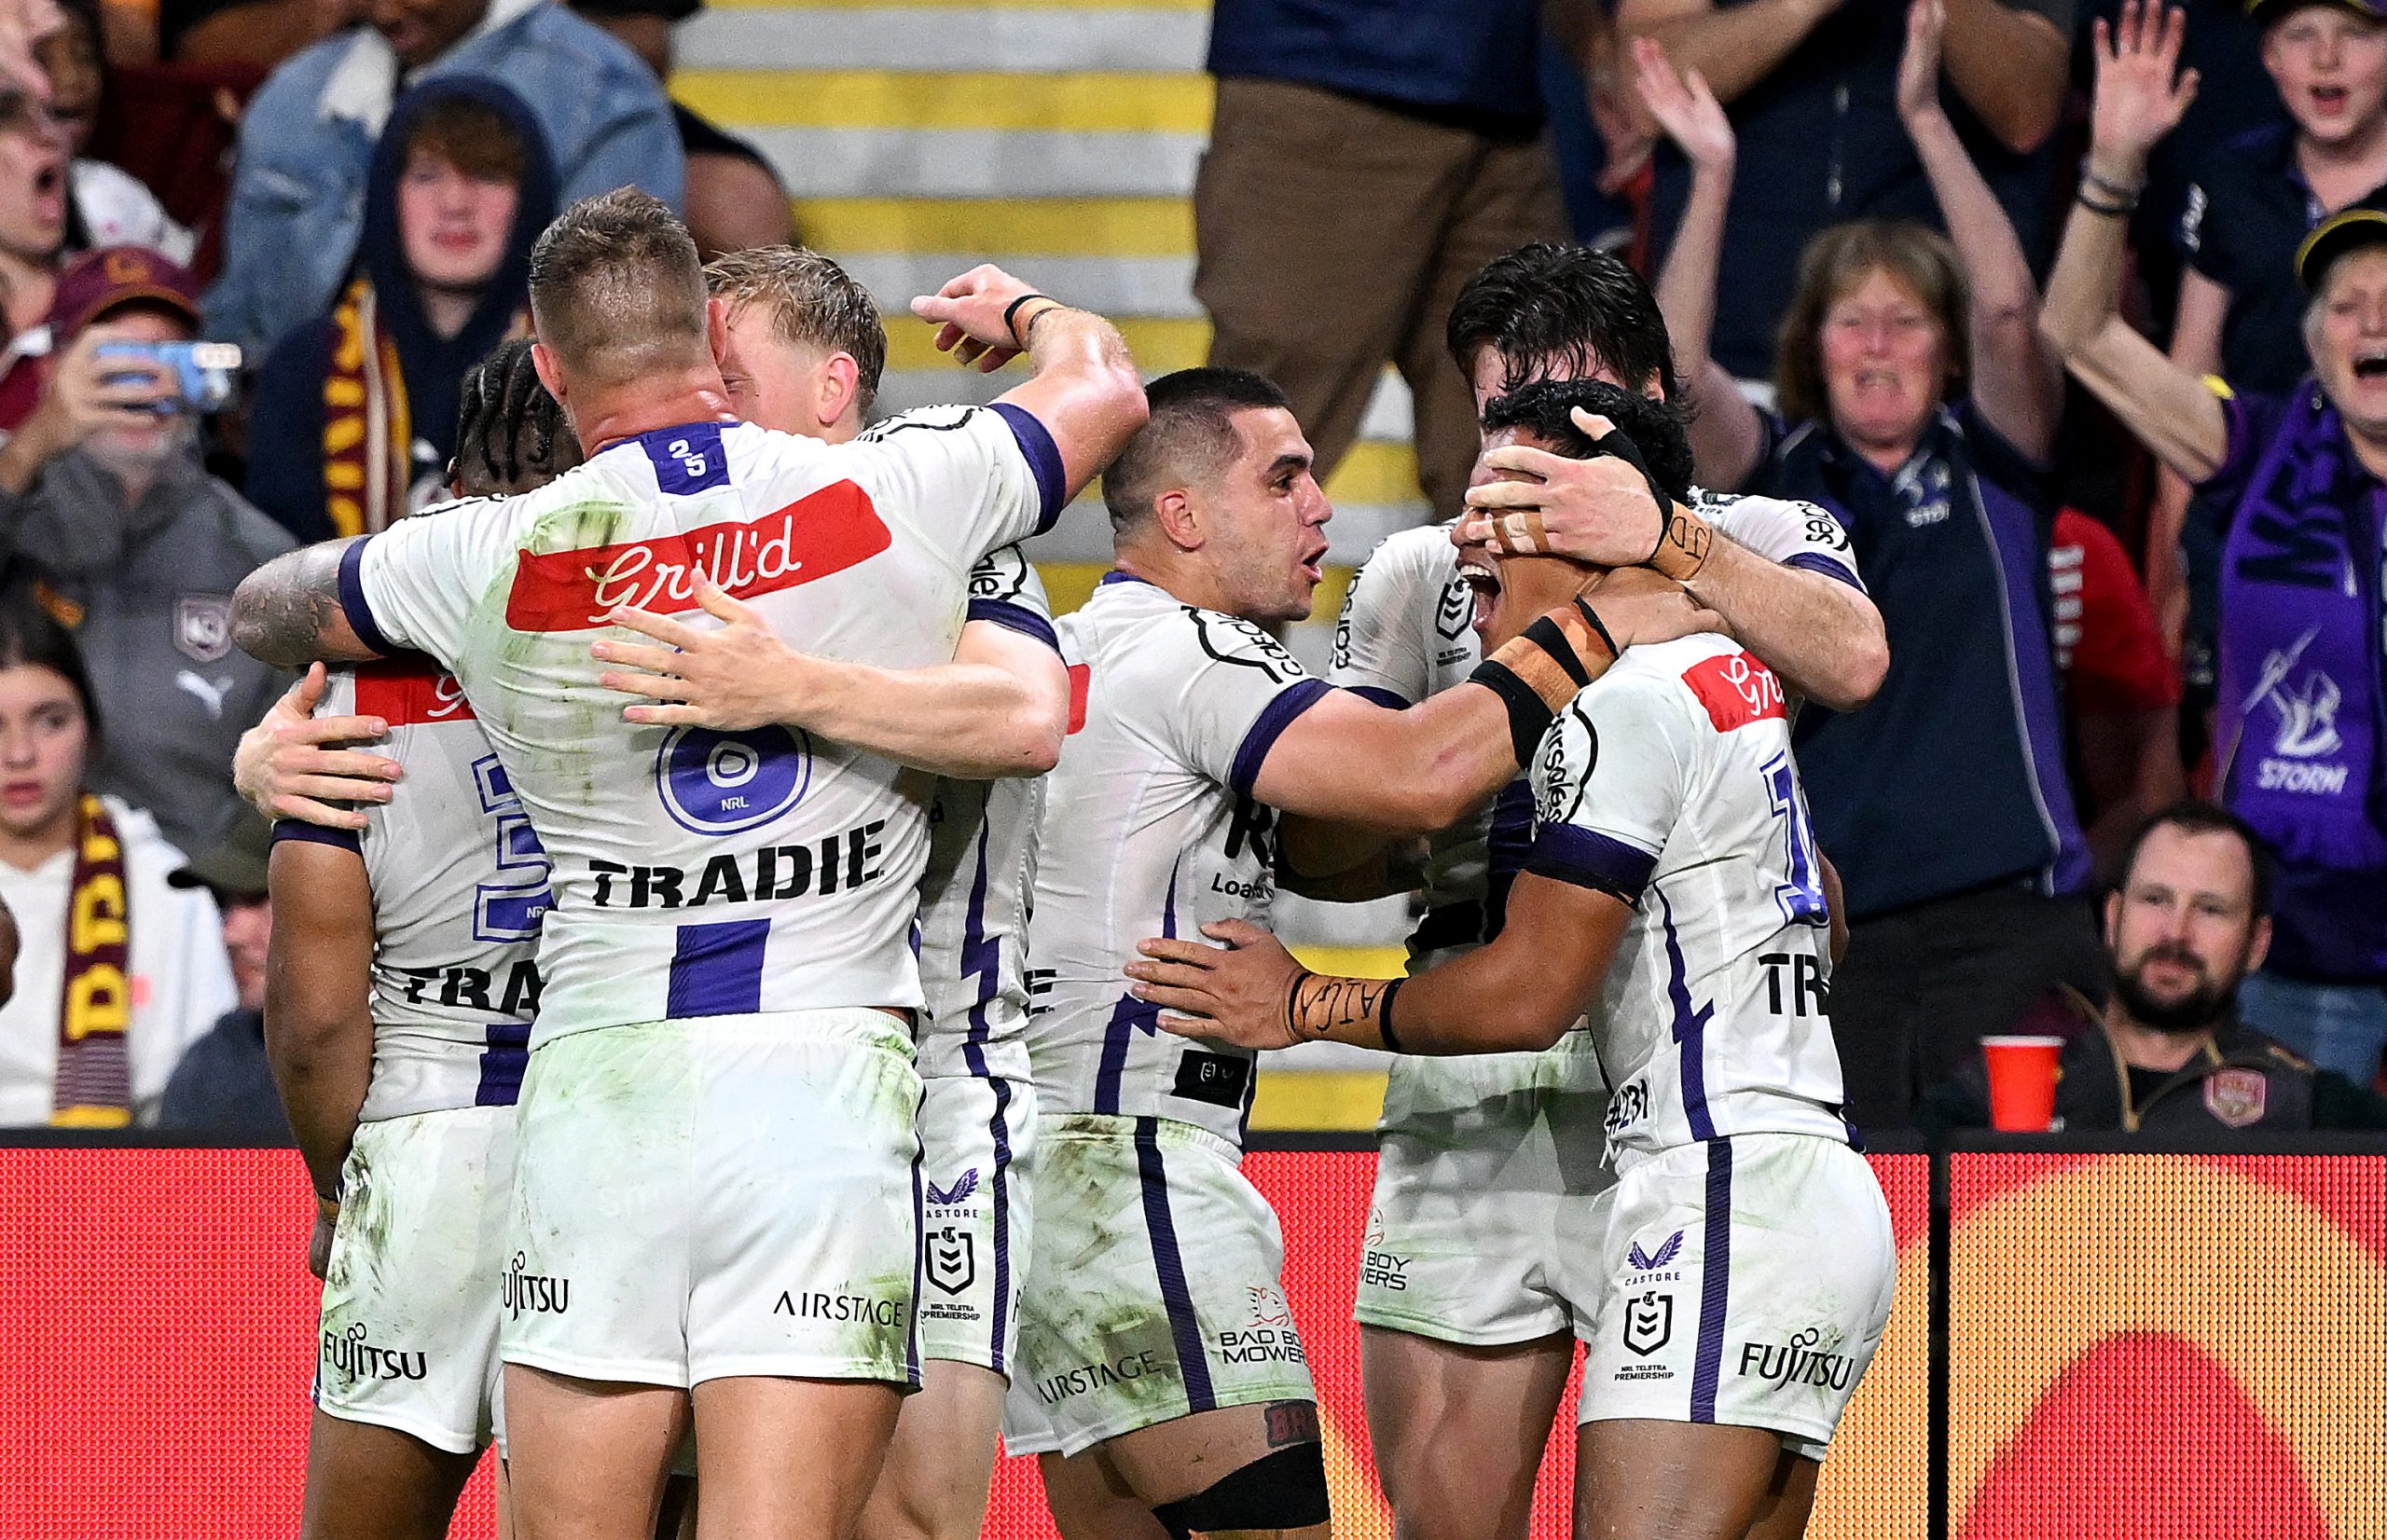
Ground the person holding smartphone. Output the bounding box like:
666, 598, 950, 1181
0, 242, 293, 860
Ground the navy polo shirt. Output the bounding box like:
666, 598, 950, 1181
1759, 404, 2090, 919
1207, 0, 1543, 131
1647, 0, 2071, 380
2179, 125, 2387, 394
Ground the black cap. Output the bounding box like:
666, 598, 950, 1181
168, 811, 272, 901
2247, 0, 2385, 27
2296, 207, 2387, 292
569, 0, 700, 20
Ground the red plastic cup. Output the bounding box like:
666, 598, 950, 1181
1980, 1035, 2065, 1131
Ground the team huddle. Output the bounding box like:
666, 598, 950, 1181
228, 189, 1897, 1540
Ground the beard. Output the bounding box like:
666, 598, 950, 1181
2109, 944, 2242, 1034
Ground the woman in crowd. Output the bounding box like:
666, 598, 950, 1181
2042, 0, 2387, 1087
35, 0, 196, 264
0, 579, 235, 1126
243, 77, 557, 542
1634, 1, 2100, 1129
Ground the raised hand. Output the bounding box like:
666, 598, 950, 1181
908, 263, 1045, 374
1895, 0, 1947, 130
1631, 37, 1732, 171
2089, 0, 2199, 185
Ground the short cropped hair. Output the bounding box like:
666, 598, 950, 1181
528, 188, 708, 384
1101, 367, 1291, 530
1774, 221, 1968, 428
403, 94, 527, 186
1446, 243, 1682, 405
452, 338, 582, 497
704, 246, 887, 415
2117, 801, 2275, 918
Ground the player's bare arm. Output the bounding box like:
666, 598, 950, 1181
0, 891, 16, 1009
910, 263, 1148, 494
263, 837, 377, 1279
1129, 872, 1631, 1054
231, 537, 381, 670
594, 577, 1069, 777
1251, 571, 1716, 836
232, 665, 402, 832
1461, 411, 1889, 710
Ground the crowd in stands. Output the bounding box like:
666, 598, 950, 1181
0, 0, 2379, 1137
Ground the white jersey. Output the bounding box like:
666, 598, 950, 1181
1525, 633, 1852, 1169
344, 406, 1063, 1047
300, 661, 549, 1122
1027, 574, 1333, 1143
916, 547, 1055, 1082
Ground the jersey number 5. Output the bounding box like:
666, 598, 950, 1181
474, 755, 554, 942
1761, 752, 1828, 928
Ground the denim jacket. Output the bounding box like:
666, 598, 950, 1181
203, 3, 684, 357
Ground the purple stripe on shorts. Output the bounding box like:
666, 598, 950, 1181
1690, 1138, 1734, 1423
474, 1019, 530, 1107
906, 1138, 925, 1388
986, 1077, 1015, 1375
666, 919, 768, 1017
1134, 1116, 1215, 1411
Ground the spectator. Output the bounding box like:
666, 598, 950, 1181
1917, 803, 2387, 1131
244, 79, 556, 540
2051, 505, 2188, 871
37, 0, 197, 264
1195, 0, 1576, 518
0, 245, 294, 858
568, 0, 792, 260
156, 811, 287, 1138
1621, 0, 2072, 383
0, 586, 235, 1127
2041, 2, 2387, 1087
0, 80, 66, 431
2146, 0, 2387, 675
1637, 12, 2101, 1131
204, 0, 682, 360
164, 0, 357, 68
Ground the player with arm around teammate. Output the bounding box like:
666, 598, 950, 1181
1318, 249, 1878, 1540
228, 191, 1145, 1540
1008, 366, 1714, 1540
1130, 403, 1895, 1540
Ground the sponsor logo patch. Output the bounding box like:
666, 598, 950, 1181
174, 595, 232, 663
2203, 1067, 2268, 1129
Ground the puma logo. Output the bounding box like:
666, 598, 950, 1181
175, 670, 232, 721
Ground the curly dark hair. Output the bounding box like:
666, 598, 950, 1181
450, 338, 581, 497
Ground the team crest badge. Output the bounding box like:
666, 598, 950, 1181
175, 595, 233, 662
926, 1226, 975, 1294
2203, 1067, 2268, 1128
1622, 1290, 1673, 1356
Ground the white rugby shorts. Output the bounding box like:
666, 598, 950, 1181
1358, 1049, 1614, 1345
1002, 1114, 1314, 1457
502, 1010, 923, 1389
1579, 1133, 1895, 1460
315, 1104, 515, 1453
914, 1071, 1035, 1374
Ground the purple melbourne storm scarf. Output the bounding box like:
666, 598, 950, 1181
2214, 387, 2387, 873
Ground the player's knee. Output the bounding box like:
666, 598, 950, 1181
1149, 1442, 1330, 1539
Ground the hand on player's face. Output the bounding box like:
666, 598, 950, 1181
1126, 918, 1305, 1051
1459, 413, 1669, 567
233, 663, 397, 832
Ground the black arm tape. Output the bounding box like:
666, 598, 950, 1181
1520, 615, 1594, 689
1468, 657, 1559, 768
1378, 976, 1406, 1053
1584, 425, 1674, 539
1151, 1442, 1329, 1536
1002, 291, 1054, 345
1569, 597, 1618, 661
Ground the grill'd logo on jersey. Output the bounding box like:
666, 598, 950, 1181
353, 659, 476, 724
503, 481, 891, 632
1682, 651, 1787, 734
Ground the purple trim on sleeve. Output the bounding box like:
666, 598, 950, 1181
988, 402, 1067, 534
271, 819, 362, 854
967, 598, 1060, 653
336, 538, 396, 656
1525, 823, 1658, 902
1227, 677, 1332, 798
1345, 684, 1410, 709
1786, 549, 1867, 593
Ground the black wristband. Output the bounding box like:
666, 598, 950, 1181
1570, 596, 1619, 661
1377, 976, 1406, 1053
1573, 422, 1675, 557
1468, 656, 1561, 768
1003, 292, 1054, 346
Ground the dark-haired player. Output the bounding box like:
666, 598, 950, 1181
1132, 400, 1893, 1540
1324, 245, 1881, 1540
450, 338, 584, 497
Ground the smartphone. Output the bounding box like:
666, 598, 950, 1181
93, 341, 243, 414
